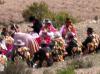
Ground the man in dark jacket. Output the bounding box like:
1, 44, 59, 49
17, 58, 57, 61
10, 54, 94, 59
82, 27, 100, 54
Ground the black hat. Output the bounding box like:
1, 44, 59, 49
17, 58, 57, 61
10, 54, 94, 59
29, 16, 35, 22
87, 27, 94, 34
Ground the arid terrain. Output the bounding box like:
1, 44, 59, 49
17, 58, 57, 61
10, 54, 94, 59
0, 0, 100, 74
30, 53, 100, 74
0, 0, 100, 24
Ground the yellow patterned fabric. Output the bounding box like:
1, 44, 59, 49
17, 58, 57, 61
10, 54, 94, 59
18, 47, 30, 53
53, 37, 65, 51
18, 47, 31, 60
87, 34, 100, 52
92, 34, 100, 48
52, 37, 66, 61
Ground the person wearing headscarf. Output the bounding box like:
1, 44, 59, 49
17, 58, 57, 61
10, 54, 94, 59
39, 19, 57, 39
60, 18, 77, 39
9, 24, 39, 57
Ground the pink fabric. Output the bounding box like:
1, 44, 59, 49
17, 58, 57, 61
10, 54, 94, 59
14, 32, 39, 56
60, 25, 77, 38
1, 50, 7, 55
6, 44, 13, 52
39, 24, 57, 35
36, 36, 51, 45
48, 25, 57, 32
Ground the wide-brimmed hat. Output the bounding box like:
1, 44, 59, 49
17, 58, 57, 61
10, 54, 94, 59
87, 27, 94, 33
29, 16, 35, 22
14, 40, 25, 46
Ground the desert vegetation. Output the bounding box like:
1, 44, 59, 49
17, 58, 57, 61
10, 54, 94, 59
22, 2, 77, 28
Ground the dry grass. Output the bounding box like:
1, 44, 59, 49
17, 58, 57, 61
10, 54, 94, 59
0, 0, 100, 24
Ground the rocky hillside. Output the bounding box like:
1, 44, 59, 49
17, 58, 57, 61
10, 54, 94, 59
0, 0, 100, 24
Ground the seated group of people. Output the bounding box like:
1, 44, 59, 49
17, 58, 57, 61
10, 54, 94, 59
0, 17, 100, 68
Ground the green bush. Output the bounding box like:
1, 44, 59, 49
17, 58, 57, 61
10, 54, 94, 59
22, 2, 77, 29
57, 67, 75, 74
22, 2, 54, 21
53, 11, 77, 29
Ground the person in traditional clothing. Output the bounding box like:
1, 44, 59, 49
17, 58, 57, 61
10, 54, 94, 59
65, 32, 82, 56
10, 24, 20, 37
31, 41, 53, 68
4, 32, 14, 59
14, 32, 39, 57
60, 18, 77, 39
9, 24, 39, 58
12, 39, 31, 65
39, 19, 57, 39
82, 27, 100, 54
36, 31, 51, 46
1, 27, 8, 36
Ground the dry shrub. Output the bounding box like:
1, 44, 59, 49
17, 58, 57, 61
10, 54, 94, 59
22, 2, 54, 21
2, 61, 32, 74
71, 58, 93, 69
22, 2, 77, 29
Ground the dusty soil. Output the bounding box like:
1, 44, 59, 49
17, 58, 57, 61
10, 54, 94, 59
0, 0, 100, 73
0, 0, 100, 24
30, 53, 100, 74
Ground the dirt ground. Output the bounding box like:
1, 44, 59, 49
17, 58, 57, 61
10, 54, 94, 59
0, 0, 100, 74
0, 0, 100, 24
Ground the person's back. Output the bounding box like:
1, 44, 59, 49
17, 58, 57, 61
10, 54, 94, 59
82, 27, 100, 54
33, 19, 42, 34
14, 32, 39, 56
29, 16, 42, 34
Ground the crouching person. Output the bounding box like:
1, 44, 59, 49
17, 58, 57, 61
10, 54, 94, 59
65, 32, 82, 57
11, 40, 31, 66
82, 27, 100, 54
31, 41, 53, 68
